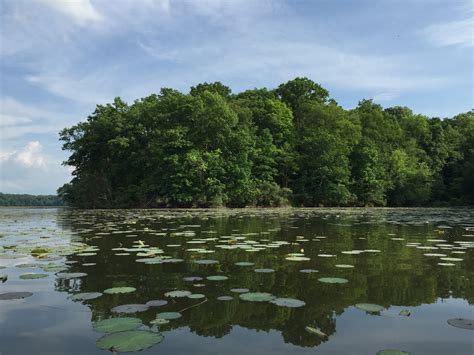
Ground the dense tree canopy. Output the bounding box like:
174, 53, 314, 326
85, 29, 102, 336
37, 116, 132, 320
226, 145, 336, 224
58, 78, 473, 208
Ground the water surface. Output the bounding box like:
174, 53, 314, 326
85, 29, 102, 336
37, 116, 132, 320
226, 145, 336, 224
0, 207, 473, 354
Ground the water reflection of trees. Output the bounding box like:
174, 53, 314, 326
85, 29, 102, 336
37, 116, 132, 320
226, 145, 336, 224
55, 208, 474, 348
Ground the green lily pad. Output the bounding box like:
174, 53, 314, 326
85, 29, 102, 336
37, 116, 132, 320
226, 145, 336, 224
440, 257, 463, 262
19, 273, 48, 279
447, 318, 474, 330
194, 259, 218, 265
96, 330, 163, 352
0, 291, 33, 300
235, 262, 254, 266
146, 300, 168, 307
42, 264, 68, 272
156, 312, 182, 320
377, 350, 411, 355
285, 256, 310, 261
270, 297, 306, 308
104, 287, 136, 294
230, 288, 249, 293
164, 290, 191, 298
93, 317, 142, 333
15, 263, 40, 268
239, 292, 275, 302
183, 276, 203, 282
30, 247, 49, 256
299, 269, 318, 273
206, 275, 228, 281
355, 303, 385, 313
111, 304, 150, 313
150, 318, 169, 325
399, 309, 411, 317
254, 268, 274, 273
305, 326, 328, 338
187, 293, 206, 299
318, 277, 348, 284
70, 292, 102, 301
217, 296, 233, 301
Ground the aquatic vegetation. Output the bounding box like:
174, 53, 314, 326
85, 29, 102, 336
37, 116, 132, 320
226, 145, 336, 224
92, 317, 143, 333
96, 330, 164, 352
104, 287, 136, 294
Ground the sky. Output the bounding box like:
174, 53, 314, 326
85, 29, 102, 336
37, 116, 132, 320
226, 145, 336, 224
0, 0, 473, 195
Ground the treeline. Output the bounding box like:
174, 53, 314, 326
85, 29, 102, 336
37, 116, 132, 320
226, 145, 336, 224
0, 193, 65, 206
58, 78, 474, 208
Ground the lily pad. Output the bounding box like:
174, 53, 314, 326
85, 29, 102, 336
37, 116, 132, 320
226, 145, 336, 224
187, 293, 206, 299
146, 300, 168, 307
254, 268, 274, 273
377, 350, 411, 355
318, 277, 348, 284
230, 288, 249, 293
111, 304, 150, 313
93, 317, 143, 333
70, 292, 102, 301
299, 269, 318, 273
235, 262, 254, 266
183, 276, 203, 282
42, 264, 68, 272
285, 256, 310, 261
156, 312, 182, 320
217, 296, 233, 301
305, 326, 328, 338
399, 309, 411, 317
447, 318, 474, 330
206, 275, 228, 281
104, 287, 136, 294
355, 303, 385, 313
164, 290, 191, 298
0, 291, 33, 300
239, 292, 275, 302
96, 330, 163, 352
194, 259, 218, 265
270, 297, 306, 308
150, 318, 169, 325
440, 257, 463, 262
19, 273, 48, 279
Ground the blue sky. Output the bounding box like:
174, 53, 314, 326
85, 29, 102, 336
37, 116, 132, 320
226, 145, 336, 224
0, 0, 472, 194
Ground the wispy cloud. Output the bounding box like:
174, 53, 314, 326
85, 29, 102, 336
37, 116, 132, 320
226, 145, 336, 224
373, 92, 400, 102
38, 0, 103, 25
421, 16, 473, 47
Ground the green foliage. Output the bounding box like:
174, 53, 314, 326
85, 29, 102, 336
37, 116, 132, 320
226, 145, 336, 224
57, 80, 473, 208
0, 193, 65, 206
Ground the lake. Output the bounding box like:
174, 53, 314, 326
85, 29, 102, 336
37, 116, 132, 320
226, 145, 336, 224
0, 207, 473, 355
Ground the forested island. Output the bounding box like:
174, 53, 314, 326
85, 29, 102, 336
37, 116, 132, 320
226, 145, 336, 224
0, 193, 65, 206
58, 78, 473, 208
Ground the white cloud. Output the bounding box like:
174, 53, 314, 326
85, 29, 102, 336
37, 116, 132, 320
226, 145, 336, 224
0, 141, 71, 194
15, 141, 47, 168
0, 114, 32, 127
421, 16, 473, 47
38, 0, 103, 25
373, 92, 400, 102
